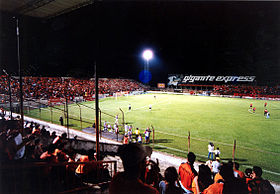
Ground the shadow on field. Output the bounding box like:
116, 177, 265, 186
153, 139, 173, 143
222, 158, 248, 162
124, 122, 134, 125
153, 146, 169, 150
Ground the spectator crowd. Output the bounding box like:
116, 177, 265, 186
213, 85, 280, 97
0, 75, 145, 102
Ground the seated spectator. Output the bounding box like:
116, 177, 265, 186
109, 143, 158, 194
244, 168, 253, 184
75, 149, 98, 182
159, 166, 183, 194
248, 166, 275, 194
192, 164, 213, 194
40, 144, 57, 163
33, 139, 44, 160
143, 158, 162, 190
204, 163, 248, 194
234, 162, 245, 179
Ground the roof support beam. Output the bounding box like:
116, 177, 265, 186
14, 0, 56, 14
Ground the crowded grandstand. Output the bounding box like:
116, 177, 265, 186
0, 74, 279, 193
1, 0, 280, 193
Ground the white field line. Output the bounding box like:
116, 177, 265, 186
155, 144, 280, 176
156, 130, 280, 156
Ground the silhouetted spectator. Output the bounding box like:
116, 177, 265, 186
59, 116, 63, 126
159, 166, 183, 194
192, 164, 213, 194
248, 166, 275, 194
109, 143, 158, 194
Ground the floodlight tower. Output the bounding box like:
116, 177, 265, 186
142, 49, 153, 83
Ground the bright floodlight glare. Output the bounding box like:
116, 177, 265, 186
142, 49, 153, 61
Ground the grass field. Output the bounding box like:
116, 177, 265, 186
26, 93, 280, 182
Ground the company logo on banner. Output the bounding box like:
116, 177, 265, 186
167, 75, 256, 86
157, 83, 166, 88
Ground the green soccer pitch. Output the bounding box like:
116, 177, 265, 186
26, 93, 280, 182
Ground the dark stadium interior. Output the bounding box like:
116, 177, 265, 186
0, 1, 280, 193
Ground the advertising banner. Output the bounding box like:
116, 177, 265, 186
157, 83, 166, 88
167, 74, 256, 86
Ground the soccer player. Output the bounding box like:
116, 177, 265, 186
149, 104, 152, 111
264, 102, 267, 107
128, 104, 131, 111
266, 111, 270, 119
253, 107, 256, 113
250, 103, 253, 109
264, 109, 268, 116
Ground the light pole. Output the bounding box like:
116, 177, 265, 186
142, 49, 153, 84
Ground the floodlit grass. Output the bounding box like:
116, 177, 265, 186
26, 93, 280, 182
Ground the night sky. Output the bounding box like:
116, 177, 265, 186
1, 1, 280, 86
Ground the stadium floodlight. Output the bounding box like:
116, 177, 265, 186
142, 49, 153, 61
141, 49, 154, 84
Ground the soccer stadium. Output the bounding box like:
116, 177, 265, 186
0, 1, 280, 193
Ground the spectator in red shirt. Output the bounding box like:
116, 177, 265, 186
234, 162, 245, 179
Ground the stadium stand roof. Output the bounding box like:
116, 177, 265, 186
0, 0, 94, 19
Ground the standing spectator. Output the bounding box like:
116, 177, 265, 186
115, 115, 119, 125
0, 107, 6, 119
103, 121, 108, 131
208, 142, 214, 160
135, 128, 140, 139
145, 128, 151, 144
59, 116, 63, 126
178, 152, 198, 193
214, 147, 220, 159
248, 166, 275, 194
123, 135, 129, 144
109, 143, 158, 194
127, 129, 132, 141
124, 124, 129, 134
137, 134, 143, 144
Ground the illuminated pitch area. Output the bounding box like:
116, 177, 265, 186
27, 93, 280, 182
